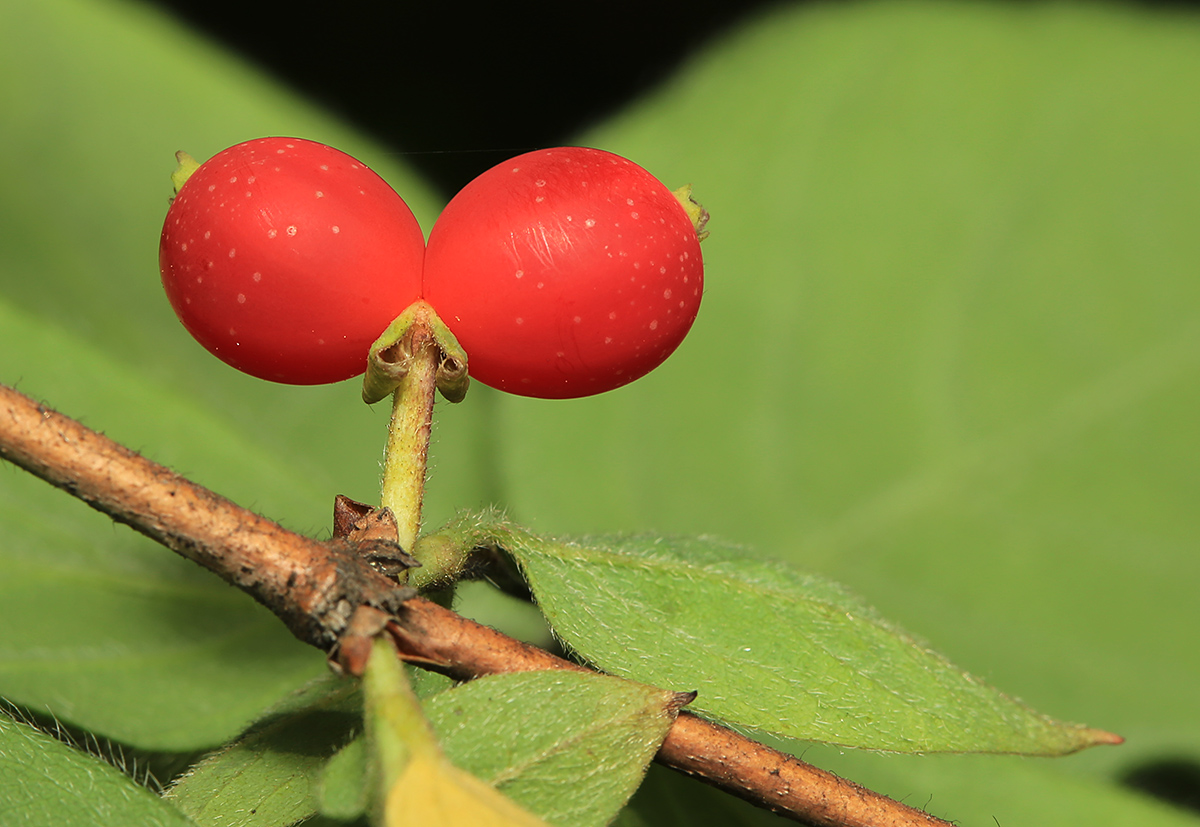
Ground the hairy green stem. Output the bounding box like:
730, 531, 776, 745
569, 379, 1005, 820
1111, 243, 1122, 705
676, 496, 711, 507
364, 636, 438, 779
379, 322, 438, 556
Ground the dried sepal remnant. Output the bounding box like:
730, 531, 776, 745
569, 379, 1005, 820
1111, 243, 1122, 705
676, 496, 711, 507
362, 301, 470, 406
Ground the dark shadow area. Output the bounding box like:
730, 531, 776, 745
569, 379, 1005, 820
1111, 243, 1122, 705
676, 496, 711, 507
150, 0, 784, 194
0, 699, 202, 792
1122, 757, 1200, 814
2, 694, 363, 809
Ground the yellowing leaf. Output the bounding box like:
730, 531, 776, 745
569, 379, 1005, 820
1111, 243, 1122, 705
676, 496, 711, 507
385, 752, 550, 827
365, 638, 551, 827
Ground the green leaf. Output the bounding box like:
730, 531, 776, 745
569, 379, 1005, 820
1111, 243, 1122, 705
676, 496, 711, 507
193, 666, 678, 827
488, 522, 1111, 754
427, 671, 680, 827
163, 668, 451, 827
165, 675, 360, 827
0, 711, 195, 827
493, 0, 1200, 821
317, 735, 370, 821
363, 639, 553, 827
0, 296, 329, 751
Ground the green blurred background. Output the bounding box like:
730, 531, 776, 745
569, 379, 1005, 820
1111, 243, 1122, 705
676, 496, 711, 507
1, 0, 1198, 824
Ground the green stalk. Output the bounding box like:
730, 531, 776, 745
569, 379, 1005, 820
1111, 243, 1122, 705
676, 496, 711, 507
379, 320, 438, 557
365, 300, 468, 582
364, 636, 439, 782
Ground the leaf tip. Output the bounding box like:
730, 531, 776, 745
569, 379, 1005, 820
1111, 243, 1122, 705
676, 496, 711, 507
1086, 728, 1125, 747
669, 690, 699, 714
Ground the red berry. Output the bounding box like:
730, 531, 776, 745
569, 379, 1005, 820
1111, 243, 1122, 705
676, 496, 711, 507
423, 147, 704, 399
159, 137, 424, 384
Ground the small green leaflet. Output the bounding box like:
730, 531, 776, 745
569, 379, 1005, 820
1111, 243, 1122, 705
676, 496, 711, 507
465, 519, 1117, 755
0, 711, 194, 827
166, 670, 446, 827
169, 669, 678, 827
427, 671, 681, 827
165, 675, 360, 827
317, 735, 370, 821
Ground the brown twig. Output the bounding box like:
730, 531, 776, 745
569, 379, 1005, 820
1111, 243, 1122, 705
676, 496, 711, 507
0, 382, 952, 827
0, 383, 414, 649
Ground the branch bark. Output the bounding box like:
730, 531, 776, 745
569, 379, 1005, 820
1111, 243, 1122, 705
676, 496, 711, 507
0, 382, 952, 827
387, 599, 951, 827
0, 383, 413, 649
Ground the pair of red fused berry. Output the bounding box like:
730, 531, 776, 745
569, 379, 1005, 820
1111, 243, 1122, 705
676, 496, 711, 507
159, 138, 705, 399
